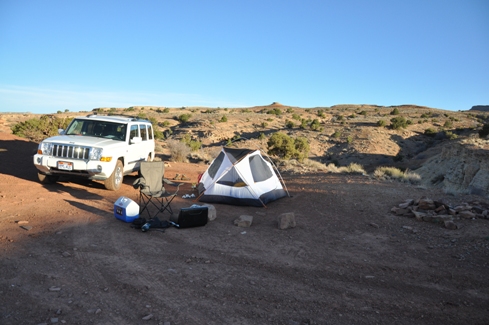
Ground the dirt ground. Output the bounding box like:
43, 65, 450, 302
1, 132, 489, 325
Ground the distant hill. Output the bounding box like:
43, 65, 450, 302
470, 105, 489, 112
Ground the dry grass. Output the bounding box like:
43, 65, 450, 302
166, 139, 190, 162
373, 166, 421, 184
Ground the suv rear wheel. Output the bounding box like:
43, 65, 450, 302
104, 160, 123, 191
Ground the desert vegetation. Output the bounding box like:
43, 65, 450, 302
5, 103, 489, 188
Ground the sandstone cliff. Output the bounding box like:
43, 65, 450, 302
416, 140, 489, 197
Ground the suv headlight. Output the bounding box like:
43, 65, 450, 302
38, 142, 53, 155
90, 148, 103, 160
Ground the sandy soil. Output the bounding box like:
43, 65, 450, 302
1, 132, 489, 325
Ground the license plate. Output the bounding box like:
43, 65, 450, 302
58, 161, 73, 171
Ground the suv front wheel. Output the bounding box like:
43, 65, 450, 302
104, 160, 123, 191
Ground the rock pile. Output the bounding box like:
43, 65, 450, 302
391, 197, 489, 230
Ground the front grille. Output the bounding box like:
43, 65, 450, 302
52, 144, 90, 160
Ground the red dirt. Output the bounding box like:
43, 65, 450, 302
1, 132, 488, 324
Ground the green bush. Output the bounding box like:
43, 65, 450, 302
443, 120, 453, 128
332, 130, 342, 138
267, 132, 310, 162
292, 113, 301, 121
310, 119, 322, 131
424, 128, 437, 137
390, 108, 400, 115
219, 115, 228, 123
267, 108, 282, 115
181, 134, 202, 151
390, 116, 408, 130
377, 119, 386, 127
178, 114, 191, 123
285, 120, 295, 128
11, 115, 72, 142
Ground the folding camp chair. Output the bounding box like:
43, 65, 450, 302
133, 161, 181, 218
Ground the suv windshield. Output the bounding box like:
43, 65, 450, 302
65, 119, 127, 141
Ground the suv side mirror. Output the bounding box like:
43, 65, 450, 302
130, 136, 142, 144
58, 129, 65, 135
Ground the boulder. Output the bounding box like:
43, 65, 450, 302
277, 212, 296, 230
234, 215, 253, 227
418, 198, 436, 210
458, 210, 476, 219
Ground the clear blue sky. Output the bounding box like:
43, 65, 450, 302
1, 0, 488, 113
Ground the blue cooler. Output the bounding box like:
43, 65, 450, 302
114, 196, 139, 222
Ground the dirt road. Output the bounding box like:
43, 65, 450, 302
1, 132, 488, 324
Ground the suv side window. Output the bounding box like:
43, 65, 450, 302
140, 124, 147, 141
147, 125, 153, 140
130, 125, 139, 142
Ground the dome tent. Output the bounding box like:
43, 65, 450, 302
197, 147, 288, 207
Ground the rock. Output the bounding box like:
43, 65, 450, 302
277, 212, 296, 230
418, 198, 436, 210
202, 204, 217, 221
421, 214, 453, 224
444, 220, 458, 230
142, 314, 153, 320
454, 204, 472, 212
434, 205, 447, 213
234, 215, 253, 227
412, 211, 427, 221
448, 208, 457, 216
369, 223, 380, 229
48, 286, 61, 292
20, 225, 32, 231
399, 199, 414, 209
458, 210, 476, 219
16, 220, 29, 225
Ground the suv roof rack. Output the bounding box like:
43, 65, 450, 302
84, 112, 149, 122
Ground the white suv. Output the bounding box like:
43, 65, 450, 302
33, 114, 155, 191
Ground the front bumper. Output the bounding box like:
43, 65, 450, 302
33, 154, 116, 180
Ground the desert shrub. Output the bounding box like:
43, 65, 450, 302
267, 132, 310, 162
390, 108, 400, 115
219, 115, 228, 123
317, 110, 326, 118
292, 113, 301, 121
166, 139, 190, 162
124, 107, 135, 112
267, 108, 282, 115
377, 119, 386, 127
443, 120, 453, 128
156, 107, 170, 113
336, 115, 344, 121
346, 163, 365, 174
178, 113, 191, 123
258, 132, 266, 140
159, 120, 171, 127
332, 130, 342, 138
310, 119, 322, 131
261, 122, 268, 128
424, 128, 437, 137
181, 134, 202, 151
444, 131, 458, 140
390, 116, 408, 130
346, 135, 353, 144
286, 107, 294, 113
285, 120, 295, 128
299, 119, 308, 129
373, 167, 421, 184
11, 115, 72, 142
479, 123, 489, 138
359, 110, 367, 117
148, 117, 164, 140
